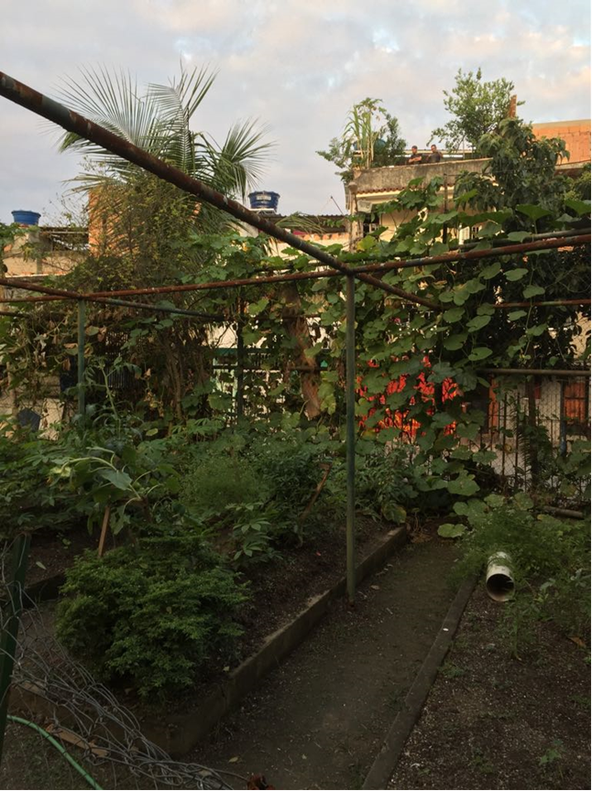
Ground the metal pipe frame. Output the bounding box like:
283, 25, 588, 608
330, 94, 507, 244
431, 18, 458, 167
479, 368, 591, 376
1, 232, 589, 311
345, 275, 356, 605
0, 71, 437, 311
0, 282, 225, 321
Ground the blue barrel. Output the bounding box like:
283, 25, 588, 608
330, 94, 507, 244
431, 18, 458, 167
11, 210, 41, 226
248, 191, 280, 212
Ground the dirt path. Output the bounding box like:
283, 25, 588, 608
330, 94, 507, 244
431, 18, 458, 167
191, 539, 458, 790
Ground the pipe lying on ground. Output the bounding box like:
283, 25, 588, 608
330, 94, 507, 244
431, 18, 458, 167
485, 551, 515, 602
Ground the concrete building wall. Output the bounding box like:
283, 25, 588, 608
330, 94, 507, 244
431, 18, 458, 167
532, 119, 591, 164
2, 228, 83, 278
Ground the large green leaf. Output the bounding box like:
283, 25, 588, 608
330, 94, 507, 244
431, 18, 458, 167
468, 346, 493, 361
467, 315, 492, 332
447, 476, 480, 496
437, 523, 466, 539
247, 297, 269, 316
523, 284, 545, 299
99, 468, 133, 491
443, 307, 465, 323
516, 204, 553, 221
565, 198, 591, 216
504, 268, 528, 281
480, 262, 501, 280
443, 334, 467, 350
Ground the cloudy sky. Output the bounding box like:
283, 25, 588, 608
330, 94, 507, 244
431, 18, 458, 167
1, 0, 590, 225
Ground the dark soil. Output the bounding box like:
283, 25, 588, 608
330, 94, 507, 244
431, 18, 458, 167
236, 514, 397, 658
190, 536, 459, 790
389, 586, 591, 790
26, 528, 98, 586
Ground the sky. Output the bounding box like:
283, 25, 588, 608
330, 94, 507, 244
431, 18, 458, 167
0, 0, 590, 225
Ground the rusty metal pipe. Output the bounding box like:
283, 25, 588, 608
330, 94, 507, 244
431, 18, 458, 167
0, 71, 437, 311
0, 278, 224, 320
493, 298, 591, 309
350, 234, 591, 275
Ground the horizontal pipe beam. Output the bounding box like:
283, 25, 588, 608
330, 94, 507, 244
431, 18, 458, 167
349, 234, 591, 275
0, 71, 437, 311
0, 279, 224, 320
494, 298, 591, 309
480, 368, 591, 376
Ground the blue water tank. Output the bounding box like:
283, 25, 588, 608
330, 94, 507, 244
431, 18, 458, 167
12, 210, 41, 226
248, 191, 280, 212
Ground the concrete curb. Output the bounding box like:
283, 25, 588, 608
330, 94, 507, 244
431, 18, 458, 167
140, 526, 407, 755
362, 576, 476, 790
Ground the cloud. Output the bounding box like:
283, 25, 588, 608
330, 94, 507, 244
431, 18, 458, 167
0, 0, 589, 223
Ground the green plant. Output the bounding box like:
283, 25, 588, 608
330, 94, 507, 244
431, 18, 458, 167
333, 444, 423, 523
440, 661, 466, 679
469, 747, 496, 776
56, 529, 247, 700
453, 497, 590, 652
431, 67, 522, 150
229, 502, 278, 565
539, 739, 565, 778
317, 97, 406, 181
180, 451, 267, 516
248, 433, 325, 530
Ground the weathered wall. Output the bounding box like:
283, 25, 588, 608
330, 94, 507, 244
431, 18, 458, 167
532, 119, 591, 164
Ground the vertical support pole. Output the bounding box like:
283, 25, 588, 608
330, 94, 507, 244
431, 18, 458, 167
526, 377, 539, 490
559, 379, 567, 457
345, 275, 356, 605
0, 533, 31, 766
77, 299, 86, 418
236, 294, 245, 421
501, 393, 508, 484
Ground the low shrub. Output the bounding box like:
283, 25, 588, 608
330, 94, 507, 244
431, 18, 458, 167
248, 434, 323, 513
56, 529, 247, 700
180, 452, 266, 515
0, 425, 81, 539
328, 444, 424, 524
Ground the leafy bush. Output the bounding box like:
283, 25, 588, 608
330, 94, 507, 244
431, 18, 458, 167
56, 529, 247, 700
180, 451, 266, 515
0, 424, 81, 539
248, 434, 324, 513
328, 444, 423, 524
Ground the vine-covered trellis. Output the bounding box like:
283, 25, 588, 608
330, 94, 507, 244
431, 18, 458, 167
0, 71, 590, 607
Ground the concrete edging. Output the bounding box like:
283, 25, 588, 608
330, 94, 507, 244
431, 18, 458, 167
140, 526, 406, 754
362, 576, 476, 790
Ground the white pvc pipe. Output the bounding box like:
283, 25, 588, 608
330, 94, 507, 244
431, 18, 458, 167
486, 551, 515, 602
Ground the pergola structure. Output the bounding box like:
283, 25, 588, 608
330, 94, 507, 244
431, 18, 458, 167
0, 71, 590, 607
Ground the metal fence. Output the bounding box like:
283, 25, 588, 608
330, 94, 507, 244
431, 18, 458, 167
467, 373, 590, 500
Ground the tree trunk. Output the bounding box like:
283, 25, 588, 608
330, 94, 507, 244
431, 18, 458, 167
280, 282, 321, 419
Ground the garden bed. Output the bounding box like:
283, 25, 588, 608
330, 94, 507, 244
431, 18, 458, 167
15, 517, 410, 755
387, 585, 591, 790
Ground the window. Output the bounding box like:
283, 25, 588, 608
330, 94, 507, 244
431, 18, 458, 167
563, 380, 590, 435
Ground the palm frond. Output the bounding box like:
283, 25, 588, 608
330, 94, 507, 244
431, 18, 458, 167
147, 67, 217, 172
57, 66, 162, 155
206, 120, 274, 198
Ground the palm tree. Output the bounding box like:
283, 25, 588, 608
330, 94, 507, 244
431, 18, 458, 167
50, 67, 275, 421
57, 65, 273, 235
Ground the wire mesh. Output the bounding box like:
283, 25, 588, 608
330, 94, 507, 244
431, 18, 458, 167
0, 545, 235, 791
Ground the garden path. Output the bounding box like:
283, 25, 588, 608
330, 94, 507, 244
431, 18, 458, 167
191, 538, 458, 790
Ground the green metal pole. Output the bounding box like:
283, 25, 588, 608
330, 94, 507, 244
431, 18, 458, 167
236, 295, 245, 421
77, 300, 86, 418
0, 533, 31, 765
346, 275, 356, 605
